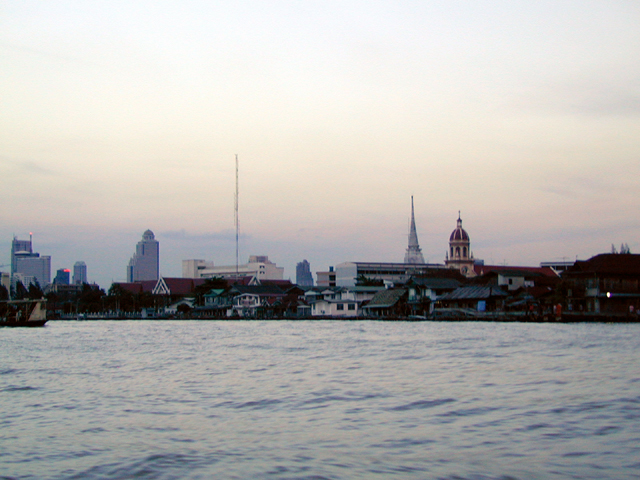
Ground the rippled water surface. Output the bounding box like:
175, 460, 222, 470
1, 320, 639, 479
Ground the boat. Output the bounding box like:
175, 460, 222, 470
0, 298, 48, 327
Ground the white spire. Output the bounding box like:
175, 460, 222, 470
404, 196, 425, 264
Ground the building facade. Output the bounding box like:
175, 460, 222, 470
316, 267, 336, 287
14, 255, 51, 287
183, 255, 284, 282
127, 230, 159, 282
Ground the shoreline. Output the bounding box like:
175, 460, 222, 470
50, 312, 640, 323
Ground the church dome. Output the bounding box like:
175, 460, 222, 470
450, 227, 469, 241
449, 214, 469, 242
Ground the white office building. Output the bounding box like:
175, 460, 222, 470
183, 255, 284, 281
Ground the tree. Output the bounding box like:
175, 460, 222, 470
12, 281, 28, 300
356, 274, 384, 287
78, 283, 106, 313
107, 283, 135, 312
27, 281, 44, 300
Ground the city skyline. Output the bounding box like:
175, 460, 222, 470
2, 1, 639, 288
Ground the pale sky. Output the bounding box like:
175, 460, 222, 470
2, 0, 639, 288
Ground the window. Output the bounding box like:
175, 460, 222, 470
348, 304, 356, 311
337, 304, 344, 310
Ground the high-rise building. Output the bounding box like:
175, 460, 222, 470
296, 260, 314, 286
73, 261, 87, 285
127, 230, 159, 282
11, 235, 35, 274
54, 268, 70, 285
11, 234, 51, 286
404, 196, 426, 264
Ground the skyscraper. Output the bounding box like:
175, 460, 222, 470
296, 259, 314, 286
11, 235, 34, 275
127, 230, 159, 282
54, 268, 70, 285
11, 234, 51, 286
404, 196, 426, 264
73, 261, 87, 285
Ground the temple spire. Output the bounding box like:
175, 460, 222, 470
404, 196, 425, 264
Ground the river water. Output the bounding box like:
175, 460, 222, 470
1, 320, 639, 479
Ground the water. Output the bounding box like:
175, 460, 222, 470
1, 320, 639, 480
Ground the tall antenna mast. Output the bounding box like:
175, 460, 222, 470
234, 154, 239, 279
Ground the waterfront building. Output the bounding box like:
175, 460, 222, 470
362, 288, 409, 317
73, 261, 88, 285
438, 285, 508, 312
54, 268, 70, 285
404, 196, 425, 264
472, 266, 558, 292
127, 230, 159, 282
305, 285, 384, 317
563, 253, 640, 314
296, 260, 314, 287
445, 213, 476, 277
182, 255, 284, 282
334, 262, 447, 287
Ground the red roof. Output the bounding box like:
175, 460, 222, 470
156, 277, 206, 295
261, 279, 295, 289
113, 281, 157, 294
114, 283, 144, 294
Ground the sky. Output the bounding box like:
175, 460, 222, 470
2, 0, 639, 288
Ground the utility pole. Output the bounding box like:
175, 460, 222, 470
235, 154, 239, 280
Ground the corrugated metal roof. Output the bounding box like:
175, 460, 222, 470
365, 288, 407, 308
439, 286, 507, 301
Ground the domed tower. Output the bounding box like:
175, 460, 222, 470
445, 212, 475, 277
142, 229, 155, 241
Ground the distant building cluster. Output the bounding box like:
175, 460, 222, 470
4, 198, 639, 319
3, 235, 89, 297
